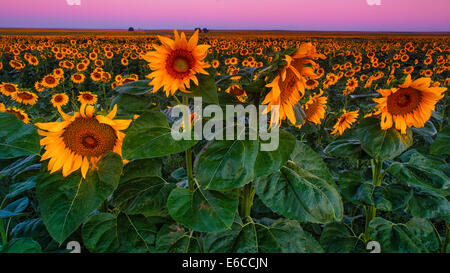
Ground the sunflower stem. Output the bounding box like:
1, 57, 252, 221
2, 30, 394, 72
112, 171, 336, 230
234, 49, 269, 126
364, 158, 383, 242
0, 198, 7, 244
182, 95, 195, 192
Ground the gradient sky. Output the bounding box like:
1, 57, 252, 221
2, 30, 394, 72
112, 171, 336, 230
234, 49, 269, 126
0, 0, 449, 32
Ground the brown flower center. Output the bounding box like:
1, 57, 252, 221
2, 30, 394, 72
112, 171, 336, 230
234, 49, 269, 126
166, 49, 194, 79
387, 87, 422, 115
62, 117, 117, 157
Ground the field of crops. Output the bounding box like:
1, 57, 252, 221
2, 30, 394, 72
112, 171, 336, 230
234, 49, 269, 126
0, 29, 448, 253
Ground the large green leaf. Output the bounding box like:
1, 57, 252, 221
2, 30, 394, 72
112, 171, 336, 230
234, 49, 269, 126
82, 212, 158, 253
120, 158, 162, 183
0, 112, 40, 159
36, 152, 123, 243
254, 130, 296, 178
0, 238, 42, 253
10, 218, 53, 249
324, 136, 364, 160
356, 117, 413, 160
114, 79, 152, 95
155, 224, 201, 253
320, 223, 365, 253
195, 139, 259, 190
406, 218, 440, 252
0, 197, 29, 218
369, 217, 432, 253
113, 176, 175, 217
167, 187, 239, 232
387, 161, 450, 197
430, 126, 450, 155
122, 111, 197, 160
255, 142, 343, 224
185, 74, 219, 104
256, 219, 323, 253
202, 219, 258, 253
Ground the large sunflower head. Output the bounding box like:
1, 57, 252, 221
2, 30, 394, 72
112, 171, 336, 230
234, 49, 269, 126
35, 104, 132, 178
142, 29, 210, 96
372, 75, 447, 134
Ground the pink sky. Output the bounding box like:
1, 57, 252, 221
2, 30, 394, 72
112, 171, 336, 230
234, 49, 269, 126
0, 0, 449, 31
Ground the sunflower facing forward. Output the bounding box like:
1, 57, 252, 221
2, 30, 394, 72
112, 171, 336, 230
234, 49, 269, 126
142, 30, 210, 96
331, 110, 359, 136
372, 75, 446, 134
35, 104, 132, 178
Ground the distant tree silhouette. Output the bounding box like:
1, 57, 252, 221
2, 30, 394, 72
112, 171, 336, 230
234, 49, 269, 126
128, 27, 134, 31
195, 27, 202, 33
202, 28, 209, 33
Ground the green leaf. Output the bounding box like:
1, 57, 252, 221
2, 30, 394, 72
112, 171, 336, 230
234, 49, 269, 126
82, 212, 158, 253
10, 218, 53, 249
320, 223, 365, 253
6, 176, 36, 199
254, 130, 296, 178
255, 165, 342, 224
111, 93, 155, 115
122, 111, 197, 160
0, 238, 42, 253
185, 74, 219, 104
369, 217, 431, 253
0, 112, 40, 159
36, 152, 123, 243
411, 120, 437, 137
155, 224, 201, 253
255, 141, 343, 224
324, 136, 364, 160
202, 220, 258, 253
387, 162, 450, 197
114, 80, 152, 95
256, 219, 323, 253
356, 117, 413, 160
195, 139, 259, 190
167, 187, 239, 232
113, 176, 175, 217
0, 197, 29, 218
405, 218, 440, 252
120, 159, 162, 183
430, 126, 450, 155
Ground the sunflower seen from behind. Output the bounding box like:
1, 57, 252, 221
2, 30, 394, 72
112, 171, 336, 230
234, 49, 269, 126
35, 104, 132, 178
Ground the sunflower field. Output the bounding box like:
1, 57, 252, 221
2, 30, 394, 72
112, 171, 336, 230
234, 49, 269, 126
0, 29, 449, 253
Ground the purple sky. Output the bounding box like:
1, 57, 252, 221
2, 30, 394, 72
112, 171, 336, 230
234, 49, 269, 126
1, 0, 449, 32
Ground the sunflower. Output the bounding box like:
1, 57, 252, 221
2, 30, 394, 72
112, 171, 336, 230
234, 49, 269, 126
305, 79, 319, 90
11, 90, 38, 105
344, 77, 358, 95
302, 89, 327, 125
262, 43, 325, 126
35, 104, 131, 178
41, 74, 59, 89
372, 75, 447, 134
71, 73, 85, 84
51, 93, 69, 108
142, 29, 210, 96
0, 82, 19, 97
2, 107, 30, 123
78, 91, 98, 105
331, 110, 359, 136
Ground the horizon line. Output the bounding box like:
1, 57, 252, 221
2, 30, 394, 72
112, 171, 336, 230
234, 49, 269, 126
1, 27, 449, 34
